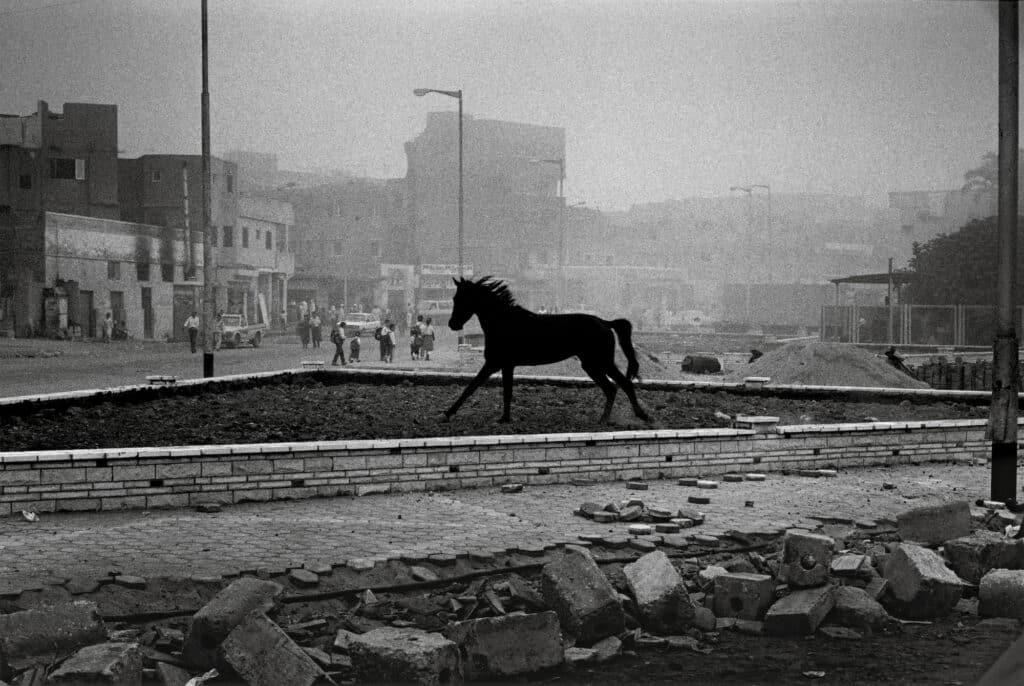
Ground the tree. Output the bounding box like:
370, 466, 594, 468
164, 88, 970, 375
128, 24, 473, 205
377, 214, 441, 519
906, 217, 1024, 305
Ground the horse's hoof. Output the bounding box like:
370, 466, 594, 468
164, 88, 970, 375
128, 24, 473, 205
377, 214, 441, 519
441, 413, 452, 423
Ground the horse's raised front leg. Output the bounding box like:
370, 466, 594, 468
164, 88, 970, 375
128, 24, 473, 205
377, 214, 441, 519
443, 361, 500, 421
499, 365, 515, 422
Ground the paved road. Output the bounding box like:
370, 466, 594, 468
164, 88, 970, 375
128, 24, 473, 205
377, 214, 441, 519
0, 462, 995, 594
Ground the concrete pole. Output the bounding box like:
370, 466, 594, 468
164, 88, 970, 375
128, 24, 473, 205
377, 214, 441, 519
457, 93, 464, 279
201, 0, 215, 377
990, 0, 1019, 502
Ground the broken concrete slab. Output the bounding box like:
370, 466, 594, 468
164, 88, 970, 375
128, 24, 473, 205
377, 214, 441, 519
349, 627, 461, 686
154, 662, 191, 686
883, 543, 964, 620
829, 554, 872, 580
564, 647, 597, 666
540, 546, 624, 645
896, 501, 971, 547
779, 530, 834, 588
443, 611, 562, 679
944, 531, 1024, 584
979, 569, 1024, 621
48, 642, 142, 685
623, 550, 696, 634
591, 635, 622, 662
0, 600, 107, 660
827, 586, 896, 632
288, 569, 319, 588
220, 612, 324, 686
763, 585, 836, 637
182, 577, 284, 669
712, 573, 775, 621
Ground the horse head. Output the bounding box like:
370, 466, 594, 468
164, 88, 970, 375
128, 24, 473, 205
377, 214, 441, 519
448, 277, 474, 331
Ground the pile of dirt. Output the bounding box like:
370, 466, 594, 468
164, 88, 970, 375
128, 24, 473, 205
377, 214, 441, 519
726, 340, 929, 389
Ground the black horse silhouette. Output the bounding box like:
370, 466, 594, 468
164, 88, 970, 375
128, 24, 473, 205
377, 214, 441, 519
444, 276, 650, 424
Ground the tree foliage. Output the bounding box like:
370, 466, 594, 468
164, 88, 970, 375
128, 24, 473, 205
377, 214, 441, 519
906, 217, 1024, 305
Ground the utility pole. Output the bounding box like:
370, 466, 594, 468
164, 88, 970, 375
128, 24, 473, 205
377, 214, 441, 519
990, 0, 1019, 502
182, 162, 193, 278
200, 0, 214, 377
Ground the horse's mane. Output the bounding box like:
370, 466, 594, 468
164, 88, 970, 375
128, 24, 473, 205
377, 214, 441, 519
460, 276, 519, 309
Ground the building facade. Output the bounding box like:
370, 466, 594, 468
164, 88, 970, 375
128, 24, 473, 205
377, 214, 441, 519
0, 101, 121, 336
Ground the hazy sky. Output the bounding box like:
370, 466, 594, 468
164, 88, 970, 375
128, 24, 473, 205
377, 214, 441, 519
0, 0, 1002, 210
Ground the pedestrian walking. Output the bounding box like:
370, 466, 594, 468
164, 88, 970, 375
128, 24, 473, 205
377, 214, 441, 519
330, 321, 347, 366
421, 317, 435, 361
310, 312, 322, 348
184, 311, 200, 353
101, 312, 113, 343
410, 314, 424, 360
349, 335, 361, 362
298, 315, 310, 349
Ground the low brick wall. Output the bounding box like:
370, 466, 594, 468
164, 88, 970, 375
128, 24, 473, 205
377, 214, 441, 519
0, 419, 994, 517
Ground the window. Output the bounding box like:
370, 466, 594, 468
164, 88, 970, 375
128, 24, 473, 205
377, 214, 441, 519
107, 261, 121, 280
161, 263, 174, 282
136, 261, 150, 282
242, 227, 249, 248
151, 170, 161, 183
222, 226, 233, 247
49, 158, 77, 179
226, 173, 234, 193
18, 174, 31, 189
75, 159, 86, 180
265, 231, 273, 250
210, 228, 218, 247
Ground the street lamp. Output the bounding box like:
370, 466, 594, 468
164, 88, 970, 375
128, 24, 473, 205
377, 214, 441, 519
530, 157, 565, 309
413, 88, 464, 279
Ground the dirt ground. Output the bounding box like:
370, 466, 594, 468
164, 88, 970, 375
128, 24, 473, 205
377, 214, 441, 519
0, 374, 987, 451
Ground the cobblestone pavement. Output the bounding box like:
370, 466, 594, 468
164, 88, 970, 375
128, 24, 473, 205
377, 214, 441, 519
0, 461, 1002, 593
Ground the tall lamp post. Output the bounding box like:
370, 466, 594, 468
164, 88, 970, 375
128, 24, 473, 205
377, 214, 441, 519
531, 157, 565, 309
200, 0, 214, 377
413, 88, 464, 279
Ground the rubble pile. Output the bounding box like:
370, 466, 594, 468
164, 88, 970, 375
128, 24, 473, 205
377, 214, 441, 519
0, 498, 1022, 684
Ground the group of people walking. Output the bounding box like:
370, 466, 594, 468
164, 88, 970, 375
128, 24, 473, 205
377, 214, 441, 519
294, 303, 436, 365
375, 315, 435, 363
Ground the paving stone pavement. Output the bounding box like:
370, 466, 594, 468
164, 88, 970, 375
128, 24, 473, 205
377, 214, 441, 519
0, 462, 1006, 592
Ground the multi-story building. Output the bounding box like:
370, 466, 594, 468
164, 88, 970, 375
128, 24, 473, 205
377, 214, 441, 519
404, 112, 565, 308
0, 101, 120, 335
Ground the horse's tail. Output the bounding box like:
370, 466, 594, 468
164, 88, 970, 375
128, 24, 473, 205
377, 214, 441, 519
608, 318, 641, 381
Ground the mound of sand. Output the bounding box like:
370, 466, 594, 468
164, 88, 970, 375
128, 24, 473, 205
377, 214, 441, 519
725, 340, 928, 389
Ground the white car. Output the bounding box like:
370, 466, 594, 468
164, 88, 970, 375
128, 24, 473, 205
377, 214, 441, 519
342, 312, 381, 337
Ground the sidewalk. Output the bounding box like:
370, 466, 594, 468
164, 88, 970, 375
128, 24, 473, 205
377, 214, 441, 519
0, 461, 993, 595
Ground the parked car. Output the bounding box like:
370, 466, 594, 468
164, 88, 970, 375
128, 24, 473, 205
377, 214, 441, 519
343, 312, 381, 337
220, 313, 266, 348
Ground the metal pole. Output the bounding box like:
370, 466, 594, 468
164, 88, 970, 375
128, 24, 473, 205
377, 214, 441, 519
182, 162, 193, 278
991, 0, 1019, 502
887, 257, 894, 344
201, 0, 214, 378
558, 159, 565, 311
457, 93, 464, 279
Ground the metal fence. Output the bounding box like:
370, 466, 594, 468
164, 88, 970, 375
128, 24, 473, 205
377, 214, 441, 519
821, 304, 1024, 347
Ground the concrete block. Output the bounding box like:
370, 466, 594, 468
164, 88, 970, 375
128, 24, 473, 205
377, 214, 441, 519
182, 577, 284, 668
443, 611, 563, 679
623, 550, 695, 634
827, 586, 896, 632
896, 501, 971, 546
220, 612, 324, 686
763, 586, 836, 637
829, 554, 872, 579
0, 600, 107, 660
944, 531, 1024, 584
698, 565, 729, 590
712, 573, 775, 620
564, 647, 597, 666
540, 546, 624, 645
591, 635, 622, 662
780, 530, 834, 588
979, 569, 1024, 621
350, 627, 461, 686
883, 543, 963, 620
48, 642, 142, 685
154, 662, 191, 686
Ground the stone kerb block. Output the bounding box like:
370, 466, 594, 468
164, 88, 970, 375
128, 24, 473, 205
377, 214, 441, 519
826, 586, 896, 633
763, 585, 835, 637
47, 642, 143, 684
979, 569, 1024, 621
443, 611, 563, 679
944, 531, 1024, 584
712, 573, 775, 621
350, 627, 461, 686
540, 546, 624, 645
896, 501, 971, 547
182, 577, 284, 669
780, 531, 834, 588
883, 544, 964, 620
220, 612, 324, 686
0, 600, 107, 661
623, 550, 696, 634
